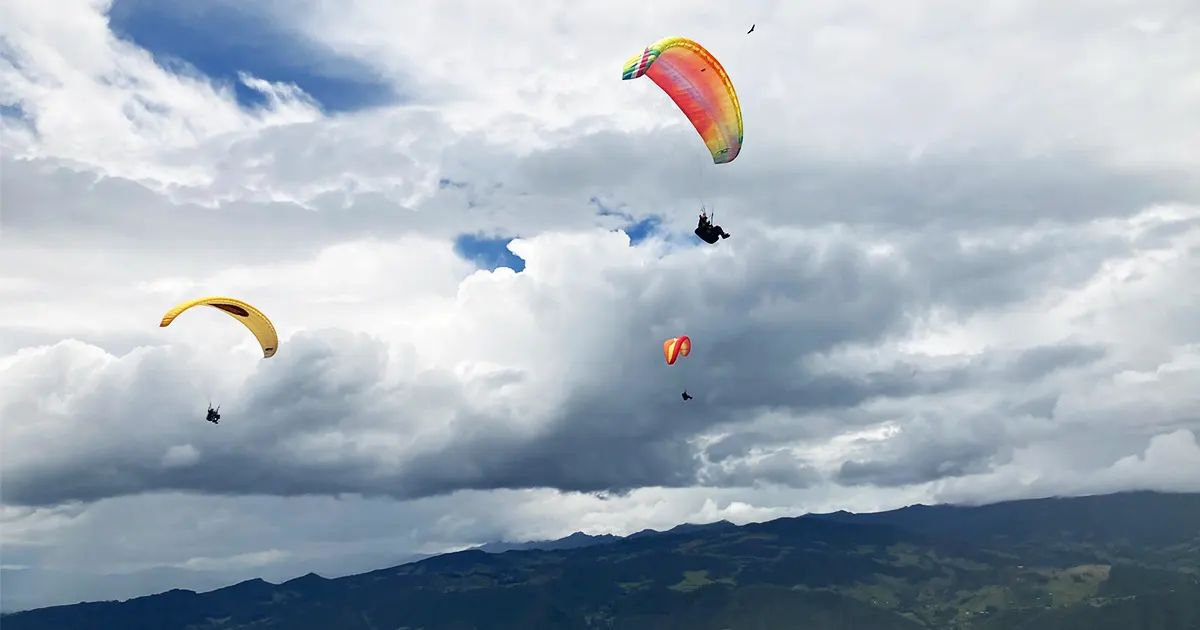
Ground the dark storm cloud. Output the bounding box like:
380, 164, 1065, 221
1007, 394, 1061, 420
704, 432, 779, 464
0, 188, 1157, 507
836, 441, 998, 488
834, 410, 1024, 489
909, 343, 1109, 393
829, 343, 1114, 488
1, 331, 402, 506
909, 231, 1126, 312
1006, 344, 1108, 381
3, 210, 1131, 507
702, 451, 823, 489
377, 231, 937, 497
0, 227, 905, 504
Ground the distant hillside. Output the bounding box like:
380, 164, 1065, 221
811, 491, 1200, 544
474, 531, 623, 554
5, 491, 1199, 630
474, 519, 738, 554
0, 566, 234, 613
808, 491, 1200, 571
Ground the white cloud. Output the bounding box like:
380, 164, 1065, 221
0, 0, 320, 185
161, 444, 200, 468
2, 0, 1199, 610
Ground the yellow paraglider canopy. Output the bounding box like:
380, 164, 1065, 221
159, 296, 278, 358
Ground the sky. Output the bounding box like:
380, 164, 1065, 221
2, 0, 1200, 612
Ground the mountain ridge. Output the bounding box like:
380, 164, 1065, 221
7, 490, 1197, 630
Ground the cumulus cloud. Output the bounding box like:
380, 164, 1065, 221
3, 0, 1200, 610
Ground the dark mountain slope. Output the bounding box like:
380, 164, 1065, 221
5, 491, 1198, 630
810, 491, 1200, 569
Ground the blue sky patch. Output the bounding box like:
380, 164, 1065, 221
590, 196, 660, 244
624, 216, 660, 245
0, 103, 29, 120
0, 102, 36, 135
455, 234, 525, 272
106, 0, 398, 113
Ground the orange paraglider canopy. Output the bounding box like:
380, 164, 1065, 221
663, 336, 692, 365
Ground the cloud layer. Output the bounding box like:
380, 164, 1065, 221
3, 0, 1199, 610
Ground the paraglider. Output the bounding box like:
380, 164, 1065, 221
160, 296, 277, 426
664, 335, 693, 400
664, 335, 691, 365
622, 37, 743, 164
622, 37, 743, 245
159, 296, 279, 358
695, 208, 730, 244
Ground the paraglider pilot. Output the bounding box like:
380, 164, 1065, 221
206, 405, 221, 424
681, 391, 694, 401
695, 209, 730, 244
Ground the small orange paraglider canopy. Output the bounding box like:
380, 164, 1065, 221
663, 335, 692, 365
